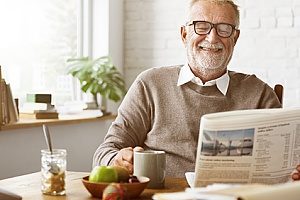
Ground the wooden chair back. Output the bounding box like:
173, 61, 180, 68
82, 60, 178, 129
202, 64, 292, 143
274, 84, 283, 105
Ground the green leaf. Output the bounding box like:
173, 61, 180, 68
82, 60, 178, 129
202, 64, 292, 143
65, 56, 127, 102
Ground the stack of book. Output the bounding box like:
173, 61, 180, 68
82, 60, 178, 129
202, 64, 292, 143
0, 66, 19, 125
20, 94, 59, 119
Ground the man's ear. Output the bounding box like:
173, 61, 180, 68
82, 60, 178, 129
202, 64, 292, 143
233, 29, 240, 46
180, 26, 187, 47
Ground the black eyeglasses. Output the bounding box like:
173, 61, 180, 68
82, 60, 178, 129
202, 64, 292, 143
186, 21, 237, 38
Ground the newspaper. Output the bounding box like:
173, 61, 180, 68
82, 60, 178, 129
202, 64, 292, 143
194, 108, 300, 187
152, 181, 300, 200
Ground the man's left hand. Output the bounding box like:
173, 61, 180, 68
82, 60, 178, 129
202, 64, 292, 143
291, 165, 300, 181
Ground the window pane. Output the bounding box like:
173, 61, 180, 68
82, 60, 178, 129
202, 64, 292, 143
0, 0, 77, 105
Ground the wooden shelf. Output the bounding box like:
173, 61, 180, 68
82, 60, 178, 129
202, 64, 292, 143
0, 111, 116, 131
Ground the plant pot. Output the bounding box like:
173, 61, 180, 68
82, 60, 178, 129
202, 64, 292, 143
100, 97, 107, 114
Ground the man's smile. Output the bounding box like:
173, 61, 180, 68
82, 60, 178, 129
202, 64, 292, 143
198, 41, 224, 53
199, 46, 222, 52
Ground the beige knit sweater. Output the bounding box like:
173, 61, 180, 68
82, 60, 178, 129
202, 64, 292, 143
93, 65, 282, 177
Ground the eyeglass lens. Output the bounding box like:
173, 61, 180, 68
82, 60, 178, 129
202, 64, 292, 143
194, 21, 233, 38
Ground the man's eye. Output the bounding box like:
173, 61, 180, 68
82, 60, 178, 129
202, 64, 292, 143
218, 25, 232, 32
219, 30, 229, 34
196, 27, 208, 31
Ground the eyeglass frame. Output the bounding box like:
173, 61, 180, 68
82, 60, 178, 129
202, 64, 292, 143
186, 20, 238, 38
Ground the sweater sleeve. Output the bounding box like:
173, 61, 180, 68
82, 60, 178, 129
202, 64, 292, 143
93, 77, 152, 166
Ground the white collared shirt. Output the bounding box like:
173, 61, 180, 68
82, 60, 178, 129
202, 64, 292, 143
177, 63, 230, 95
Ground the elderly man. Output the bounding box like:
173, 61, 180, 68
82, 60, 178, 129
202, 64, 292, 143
93, 0, 283, 178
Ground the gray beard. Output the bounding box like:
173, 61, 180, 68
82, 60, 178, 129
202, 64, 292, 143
188, 50, 227, 78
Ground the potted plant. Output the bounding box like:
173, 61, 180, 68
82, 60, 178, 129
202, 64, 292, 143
66, 56, 126, 112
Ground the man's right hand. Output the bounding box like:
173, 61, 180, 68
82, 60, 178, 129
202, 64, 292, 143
111, 146, 144, 174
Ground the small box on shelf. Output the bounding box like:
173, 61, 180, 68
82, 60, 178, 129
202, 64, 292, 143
20, 93, 58, 120
26, 93, 52, 104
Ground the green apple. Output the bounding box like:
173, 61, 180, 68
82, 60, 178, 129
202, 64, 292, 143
89, 166, 118, 183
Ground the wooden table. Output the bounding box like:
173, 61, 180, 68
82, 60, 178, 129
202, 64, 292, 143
0, 172, 188, 200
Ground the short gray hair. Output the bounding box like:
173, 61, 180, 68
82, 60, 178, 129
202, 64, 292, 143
188, 0, 240, 28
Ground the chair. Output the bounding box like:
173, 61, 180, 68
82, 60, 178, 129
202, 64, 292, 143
274, 84, 283, 105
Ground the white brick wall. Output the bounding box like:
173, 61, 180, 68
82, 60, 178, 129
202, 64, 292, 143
124, 0, 300, 107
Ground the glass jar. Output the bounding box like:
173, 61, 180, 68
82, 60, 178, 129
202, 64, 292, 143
41, 149, 67, 196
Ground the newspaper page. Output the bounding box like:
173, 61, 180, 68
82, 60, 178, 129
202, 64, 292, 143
153, 181, 300, 200
194, 108, 300, 187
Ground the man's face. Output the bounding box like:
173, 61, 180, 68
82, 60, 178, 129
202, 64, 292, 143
181, 1, 240, 81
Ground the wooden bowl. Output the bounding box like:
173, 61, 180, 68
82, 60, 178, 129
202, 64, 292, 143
82, 176, 150, 198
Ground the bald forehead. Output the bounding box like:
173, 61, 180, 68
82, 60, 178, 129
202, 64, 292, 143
187, 1, 238, 26
187, 0, 239, 27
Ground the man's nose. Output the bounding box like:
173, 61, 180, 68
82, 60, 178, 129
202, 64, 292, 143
205, 27, 219, 42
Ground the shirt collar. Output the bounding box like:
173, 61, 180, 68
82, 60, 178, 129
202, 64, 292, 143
177, 63, 230, 95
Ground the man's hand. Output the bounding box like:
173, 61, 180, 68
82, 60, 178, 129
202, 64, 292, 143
291, 164, 300, 181
111, 146, 144, 174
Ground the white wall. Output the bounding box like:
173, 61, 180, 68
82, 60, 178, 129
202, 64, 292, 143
124, 0, 300, 108
0, 120, 113, 180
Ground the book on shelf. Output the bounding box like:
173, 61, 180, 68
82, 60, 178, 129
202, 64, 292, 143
6, 84, 18, 123
20, 102, 55, 112
19, 112, 59, 119
0, 69, 19, 125
20, 103, 58, 119
0, 79, 9, 124
0, 65, 2, 125
20, 95, 58, 119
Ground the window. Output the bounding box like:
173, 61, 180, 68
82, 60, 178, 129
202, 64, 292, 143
0, 0, 122, 111
0, 0, 78, 105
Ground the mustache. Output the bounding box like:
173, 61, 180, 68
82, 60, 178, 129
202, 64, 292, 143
199, 40, 223, 49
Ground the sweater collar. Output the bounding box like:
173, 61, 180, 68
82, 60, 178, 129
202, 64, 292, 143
177, 63, 230, 95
